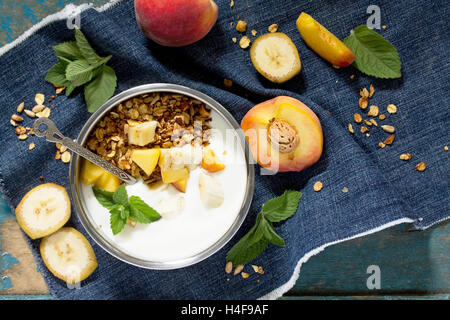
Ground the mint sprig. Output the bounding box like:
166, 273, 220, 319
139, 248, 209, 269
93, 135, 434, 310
226, 190, 302, 266
343, 25, 401, 79
93, 185, 161, 235
45, 28, 117, 112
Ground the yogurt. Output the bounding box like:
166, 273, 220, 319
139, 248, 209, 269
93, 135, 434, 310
79, 110, 248, 262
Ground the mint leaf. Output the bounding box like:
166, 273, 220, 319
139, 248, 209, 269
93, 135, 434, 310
129, 196, 161, 223
110, 206, 127, 235
52, 41, 84, 61
45, 58, 70, 87
226, 191, 302, 265
261, 217, 285, 247
65, 59, 94, 87
65, 83, 76, 96
344, 25, 401, 79
84, 64, 117, 112
226, 221, 269, 266
92, 187, 116, 210
74, 28, 104, 65
112, 184, 128, 205
262, 190, 302, 222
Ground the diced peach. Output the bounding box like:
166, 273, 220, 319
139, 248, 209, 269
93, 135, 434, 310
81, 160, 105, 185
161, 167, 189, 184
241, 96, 323, 172
296, 12, 355, 67
80, 159, 121, 192
131, 148, 161, 176
172, 178, 187, 193
201, 146, 226, 172
94, 171, 121, 192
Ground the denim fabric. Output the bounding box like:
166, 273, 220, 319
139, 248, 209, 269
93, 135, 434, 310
0, 0, 448, 299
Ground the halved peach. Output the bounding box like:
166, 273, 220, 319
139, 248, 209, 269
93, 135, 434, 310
296, 12, 355, 67
201, 146, 226, 172
241, 96, 323, 172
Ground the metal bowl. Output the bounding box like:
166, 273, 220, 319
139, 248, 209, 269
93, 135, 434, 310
69, 83, 254, 270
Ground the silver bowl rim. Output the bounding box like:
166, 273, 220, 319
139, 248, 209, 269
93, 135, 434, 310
69, 83, 255, 270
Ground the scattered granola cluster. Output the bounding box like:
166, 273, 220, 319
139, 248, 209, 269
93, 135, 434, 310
225, 261, 264, 280
86, 92, 212, 186
229, 4, 279, 50
10, 90, 63, 154
349, 85, 429, 172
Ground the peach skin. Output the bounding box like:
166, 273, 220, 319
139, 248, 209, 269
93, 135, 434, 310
134, 0, 218, 47
296, 12, 355, 67
241, 96, 323, 172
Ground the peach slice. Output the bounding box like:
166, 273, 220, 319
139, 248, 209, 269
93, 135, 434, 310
296, 12, 355, 67
241, 96, 323, 172
201, 146, 226, 172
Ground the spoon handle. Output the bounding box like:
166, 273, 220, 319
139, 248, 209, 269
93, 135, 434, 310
33, 118, 138, 185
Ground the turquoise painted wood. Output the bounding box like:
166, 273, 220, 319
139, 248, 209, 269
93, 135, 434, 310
0, 0, 448, 299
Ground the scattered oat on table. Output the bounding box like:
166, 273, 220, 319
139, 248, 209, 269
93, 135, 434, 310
224, 78, 233, 88
369, 84, 375, 97
384, 134, 395, 145
368, 105, 379, 117
359, 97, 368, 110
381, 125, 395, 133
360, 126, 369, 133
378, 142, 386, 149
348, 123, 354, 134
354, 113, 362, 123
251, 29, 257, 37
400, 153, 412, 161
445, 145, 449, 151
268, 24, 278, 33
241, 272, 250, 279
24, 109, 36, 118
28, 143, 35, 151
17, 102, 24, 113
239, 36, 251, 49
342, 187, 349, 193
313, 181, 323, 192
225, 261, 233, 274
234, 264, 244, 275
35, 93, 45, 105
415, 161, 426, 172
378, 114, 386, 120
236, 20, 247, 33
387, 104, 397, 114
11, 114, 24, 122
230, 0, 234, 8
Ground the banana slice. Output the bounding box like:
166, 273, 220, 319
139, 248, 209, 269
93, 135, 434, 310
250, 32, 301, 83
40, 227, 98, 284
158, 196, 185, 219
198, 172, 224, 208
127, 120, 158, 146
15, 183, 71, 239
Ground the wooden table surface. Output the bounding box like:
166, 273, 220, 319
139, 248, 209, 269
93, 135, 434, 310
0, 0, 448, 300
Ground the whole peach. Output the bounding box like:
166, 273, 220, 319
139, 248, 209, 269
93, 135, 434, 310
134, 0, 218, 47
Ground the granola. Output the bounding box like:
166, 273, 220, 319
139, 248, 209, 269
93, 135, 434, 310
85, 92, 212, 186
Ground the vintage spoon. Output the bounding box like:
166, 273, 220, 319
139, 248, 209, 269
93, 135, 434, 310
33, 118, 138, 185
